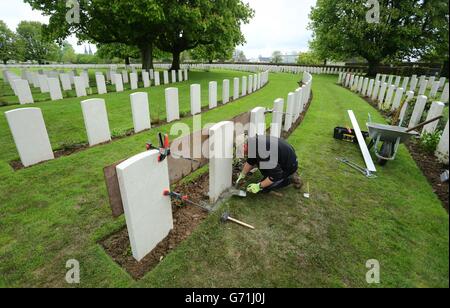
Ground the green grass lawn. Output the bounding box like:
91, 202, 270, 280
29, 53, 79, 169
0, 72, 448, 288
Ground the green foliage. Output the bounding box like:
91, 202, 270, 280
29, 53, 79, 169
97, 43, 140, 64
191, 44, 234, 63
309, 0, 449, 75
420, 130, 443, 153
15, 21, 60, 63
271, 51, 282, 64
0, 21, 16, 64
297, 51, 323, 65
59, 41, 77, 63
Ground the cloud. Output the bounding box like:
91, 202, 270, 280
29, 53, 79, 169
240, 0, 317, 59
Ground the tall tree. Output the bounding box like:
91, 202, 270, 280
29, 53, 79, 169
191, 43, 234, 63
309, 0, 449, 76
59, 41, 76, 63
0, 21, 16, 64
15, 21, 59, 64
156, 0, 254, 70
24, 0, 165, 70
271, 51, 283, 64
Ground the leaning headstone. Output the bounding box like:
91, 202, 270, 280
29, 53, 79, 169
422, 102, 445, 135
284, 93, 295, 132
223, 80, 230, 104
142, 71, 150, 88
271, 98, 284, 138
378, 83, 388, 107
38, 75, 49, 93
383, 85, 396, 109
418, 78, 428, 95
410, 76, 418, 92
95, 73, 107, 95
116, 150, 174, 262
59, 73, 72, 91
81, 98, 111, 146
48, 77, 63, 101
427, 76, 436, 89
130, 92, 151, 133
362, 78, 369, 96
165, 88, 180, 122
435, 121, 449, 164
249, 107, 266, 138
429, 81, 440, 99
114, 74, 124, 92
74, 76, 87, 97
394, 76, 401, 88
209, 121, 234, 203
391, 87, 405, 111
441, 83, 449, 103
190, 84, 202, 115
209, 81, 218, 109
5, 108, 54, 167
242, 76, 247, 96
408, 95, 428, 129
401, 77, 410, 91
13, 79, 34, 105
130, 72, 138, 90
367, 79, 375, 98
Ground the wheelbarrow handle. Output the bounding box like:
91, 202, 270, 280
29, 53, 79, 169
406, 116, 443, 133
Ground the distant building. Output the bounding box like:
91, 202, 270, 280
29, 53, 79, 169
280, 55, 298, 64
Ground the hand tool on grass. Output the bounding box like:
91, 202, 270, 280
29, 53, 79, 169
230, 171, 248, 198
337, 157, 378, 179
163, 189, 211, 213
221, 212, 255, 230
303, 181, 311, 199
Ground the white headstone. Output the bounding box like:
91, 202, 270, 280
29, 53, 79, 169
427, 76, 435, 89
284, 93, 295, 132
48, 77, 63, 101
383, 85, 396, 109
429, 81, 440, 99
209, 81, 218, 109
410, 76, 418, 92
441, 83, 449, 103
165, 88, 180, 122
362, 78, 369, 96
154, 71, 160, 86
422, 102, 445, 135
130, 92, 151, 133
408, 95, 428, 129
248, 75, 253, 94
401, 77, 409, 91
130, 72, 138, 90
378, 83, 388, 107
394, 76, 401, 88
81, 71, 90, 88
95, 74, 107, 95
294, 88, 304, 120
142, 71, 150, 88
249, 107, 266, 138
184, 69, 188, 81
122, 71, 129, 84
38, 75, 49, 93
13, 79, 34, 105
74, 76, 87, 97
59, 74, 72, 91
242, 76, 247, 96
418, 77, 427, 95
116, 150, 173, 262
223, 80, 230, 104
391, 87, 405, 111
233, 77, 239, 101
5, 108, 54, 167
114, 74, 124, 92
163, 71, 169, 85
438, 77, 446, 90
190, 84, 202, 115
171, 70, 176, 83
435, 121, 449, 164
270, 98, 284, 138
178, 70, 183, 82
367, 79, 375, 98
81, 98, 111, 146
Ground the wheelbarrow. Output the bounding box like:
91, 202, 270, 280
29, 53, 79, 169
366, 115, 443, 166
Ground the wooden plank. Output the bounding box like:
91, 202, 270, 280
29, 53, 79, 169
348, 110, 377, 173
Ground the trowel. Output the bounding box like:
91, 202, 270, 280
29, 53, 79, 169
230, 179, 247, 198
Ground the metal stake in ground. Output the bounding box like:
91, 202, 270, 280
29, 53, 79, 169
163, 190, 211, 213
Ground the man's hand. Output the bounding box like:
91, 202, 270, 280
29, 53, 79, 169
236, 172, 246, 186
247, 183, 262, 194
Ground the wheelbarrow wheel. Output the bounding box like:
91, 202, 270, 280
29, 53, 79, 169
378, 142, 394, 166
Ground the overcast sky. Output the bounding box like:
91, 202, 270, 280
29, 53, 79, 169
1, 0, 316, 59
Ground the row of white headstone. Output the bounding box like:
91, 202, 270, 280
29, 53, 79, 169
5, 70, 269, 168
339, 72, 449, 165
4, 68, 189, 105
117, 71, 312, 262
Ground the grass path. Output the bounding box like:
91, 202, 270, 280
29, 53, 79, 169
0, 73, 448, 287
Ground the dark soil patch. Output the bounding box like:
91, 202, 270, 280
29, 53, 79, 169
340, 85, 449, 211
100, 172, 210, 280
406, 141, 449, 211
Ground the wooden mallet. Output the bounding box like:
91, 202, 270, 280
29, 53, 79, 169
221, 212, 255, 230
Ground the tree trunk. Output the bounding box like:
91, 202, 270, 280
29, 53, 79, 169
2, 60, 7, 65
125, 56, 130, 66
140, 44, 153, 71
170, 50, 181, 71
441, 59, 449, 78
367, 60, 380, 77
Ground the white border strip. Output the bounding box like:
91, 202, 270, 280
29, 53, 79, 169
348, 110, 377, 173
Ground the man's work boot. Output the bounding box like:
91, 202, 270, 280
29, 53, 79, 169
291, 173, 303, 190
